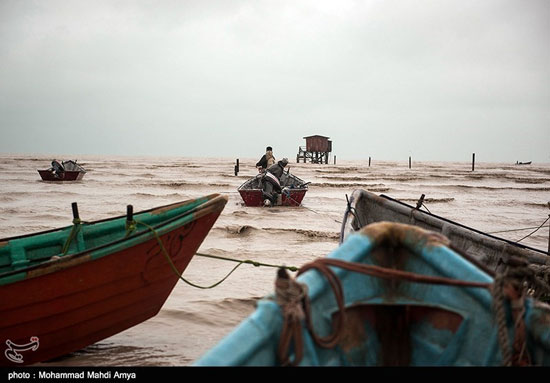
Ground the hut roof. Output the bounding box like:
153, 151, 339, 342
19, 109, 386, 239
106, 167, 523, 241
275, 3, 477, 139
303, 135, 330, 139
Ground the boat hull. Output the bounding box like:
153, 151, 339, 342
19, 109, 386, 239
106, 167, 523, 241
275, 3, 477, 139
1, 195, 226, 366
38, 170, 86, 181
196, 222, 550, 366
239, 189, 307, 207
340, 189, 549, 271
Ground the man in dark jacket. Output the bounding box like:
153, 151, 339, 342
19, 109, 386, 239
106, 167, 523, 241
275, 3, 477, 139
262, 158, 288, 206
256, 146, 274, 171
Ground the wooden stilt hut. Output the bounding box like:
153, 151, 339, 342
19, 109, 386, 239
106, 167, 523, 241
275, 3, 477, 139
297, 135, 332, 164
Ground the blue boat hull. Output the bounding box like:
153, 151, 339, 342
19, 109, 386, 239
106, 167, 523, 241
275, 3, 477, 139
195, 222, 550, 366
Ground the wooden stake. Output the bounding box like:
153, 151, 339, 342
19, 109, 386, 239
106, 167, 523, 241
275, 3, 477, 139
71, 202, 79, 220
472, 153, 475, 171
126, 205, 133, 223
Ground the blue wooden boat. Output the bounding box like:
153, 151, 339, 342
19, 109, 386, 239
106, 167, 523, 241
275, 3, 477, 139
195, 222, 550, 366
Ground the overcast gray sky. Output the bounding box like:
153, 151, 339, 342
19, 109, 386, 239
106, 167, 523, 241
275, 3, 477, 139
1, 0, 549, 162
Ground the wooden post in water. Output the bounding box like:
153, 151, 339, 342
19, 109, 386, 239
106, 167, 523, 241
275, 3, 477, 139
369, 157, 371, 167
334, 155, 336, 165
472, 153, 475, 171
409, 156, 411, 169
234, 159, 239, 176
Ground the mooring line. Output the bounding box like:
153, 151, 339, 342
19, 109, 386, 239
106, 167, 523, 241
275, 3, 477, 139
127, 218, 299, 289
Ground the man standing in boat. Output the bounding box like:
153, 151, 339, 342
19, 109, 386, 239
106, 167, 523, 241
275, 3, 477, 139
256, 146, 275, 172
262, 157, 288, 207
50, 159, 65, 178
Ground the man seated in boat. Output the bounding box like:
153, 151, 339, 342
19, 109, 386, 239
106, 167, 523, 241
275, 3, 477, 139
256, 146, 275, 172
262, 158, 288, 207
50, 159, 65, 178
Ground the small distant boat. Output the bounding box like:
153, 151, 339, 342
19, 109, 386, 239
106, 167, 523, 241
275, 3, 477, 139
238, 171, 309, 207
340, 189, 550, 275
38, 160, 87, 181
516, 161, 532, 165
0, 194, 227, 366
196, 222, 550, 366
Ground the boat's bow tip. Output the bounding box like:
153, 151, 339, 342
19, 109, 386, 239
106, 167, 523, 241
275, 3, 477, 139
359, 221, 451, 250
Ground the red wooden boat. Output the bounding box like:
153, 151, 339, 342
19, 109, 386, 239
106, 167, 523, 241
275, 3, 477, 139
238, 172, 309, 207
38, 160, 87, 181
0, 194, 227, 366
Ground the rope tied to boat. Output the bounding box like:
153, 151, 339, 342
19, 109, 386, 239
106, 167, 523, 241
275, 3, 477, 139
339, 194, 364, 244
61, 218, 82, 255
275, 269, 308, 366
515, 215, 549, 244
491, 266, 532, 366
127, 218, 243, 289
275, 257, 493, 366
124, 219, 137, 236
125, 219, 298, 289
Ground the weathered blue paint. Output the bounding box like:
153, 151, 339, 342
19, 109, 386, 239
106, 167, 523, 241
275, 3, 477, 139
195, 224, 550, 366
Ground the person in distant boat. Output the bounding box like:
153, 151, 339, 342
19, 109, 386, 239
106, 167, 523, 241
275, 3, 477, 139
256, 146, 275, 172
261, 157, 289, 207
50, 159, 65, 177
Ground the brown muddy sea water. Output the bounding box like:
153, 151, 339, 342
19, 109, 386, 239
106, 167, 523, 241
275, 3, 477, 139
1, 154, 549, 365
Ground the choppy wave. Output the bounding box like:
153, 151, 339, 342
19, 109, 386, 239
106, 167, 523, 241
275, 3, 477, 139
312, 182, 390, 191
451, 185, 550, 192
401, 197, 455, 204
318, 176, 373, 181
159, 181, 232, 188
0, 207, 21, 215
524, 202, 550, 209
215, 224, 339, 240
510, 178, 549, 184
464, 174, 486, 180
1, 225, 56, 238
41, 343, 177, 367
230, 210, 250, 217
0, 195, 18, 203
160, 297, 260, 323
128, 192, 189, 199
314, 167, 358, 173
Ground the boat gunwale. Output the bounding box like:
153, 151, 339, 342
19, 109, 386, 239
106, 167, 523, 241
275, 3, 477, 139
0, 194, 227, 281
0, 193, 222, 242
377, 192, 549, 257
237, 172, 309, 192
346, 189, 549, 258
